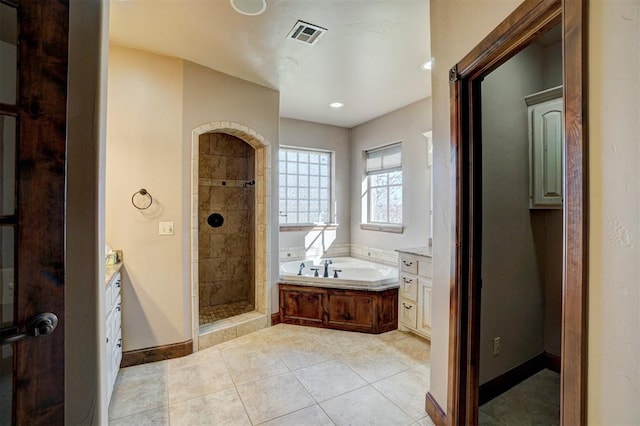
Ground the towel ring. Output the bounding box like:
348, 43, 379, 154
131, 188, 153, 210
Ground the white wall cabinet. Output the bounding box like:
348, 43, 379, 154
525, 86, 563, 209
105, 270, 122, 403
397, 249, 432, 340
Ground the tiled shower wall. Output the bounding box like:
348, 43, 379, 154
198, 133, 255, 311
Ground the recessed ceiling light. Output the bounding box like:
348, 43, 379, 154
329, 102, 344, 109
230, 0, 266, 16
421, 59, 433, 70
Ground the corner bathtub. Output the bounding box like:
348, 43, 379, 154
279, 257, 399, 291
278, 257, 399, 333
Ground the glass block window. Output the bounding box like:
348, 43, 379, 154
366, 143, 402, 224
279, 147, 331, 224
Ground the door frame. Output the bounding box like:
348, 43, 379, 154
447, 0, 588, 425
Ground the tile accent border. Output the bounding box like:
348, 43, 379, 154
278, 243, 398, 267
279, 243, 350, 261
121, 340, 193, 368
191, 121, 272, 352
425, 392, 446, 426
349, 244, 398, 266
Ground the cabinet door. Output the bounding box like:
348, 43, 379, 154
326, 292, 373, 329
417, 279, 431, 337
280, 286, 325, 324
531, 98, 563, 208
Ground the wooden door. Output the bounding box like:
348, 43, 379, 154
0, 0, 69, 424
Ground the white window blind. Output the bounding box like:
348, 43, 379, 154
365, 143, 402, 175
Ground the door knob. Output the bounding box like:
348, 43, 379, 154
0, 312, 59, 345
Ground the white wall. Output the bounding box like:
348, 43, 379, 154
279, 118, 351, 253
349, 97, 432, 250
66, 0, 108, 423
106, 46, 188, 351
430, 1, 640, 424
588, 1, 640, 423
181, 60, 280, 313
479, 42, 546, 384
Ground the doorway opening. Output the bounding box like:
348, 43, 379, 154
477, 22, 562, 424
447, 1, 588, 425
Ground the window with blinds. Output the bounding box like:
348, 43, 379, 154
278, 147, 332, 225
365, 143, 403, 225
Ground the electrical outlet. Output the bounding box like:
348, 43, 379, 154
493, 337, 501, 356
159, 221, 174, 236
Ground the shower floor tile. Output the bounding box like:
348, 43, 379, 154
199, 300, 254, 325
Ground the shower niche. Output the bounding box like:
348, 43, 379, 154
198, 132, 256, 325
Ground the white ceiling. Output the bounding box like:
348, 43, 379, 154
109, 0, 431, 128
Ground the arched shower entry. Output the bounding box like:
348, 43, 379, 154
190, 121, 271, 350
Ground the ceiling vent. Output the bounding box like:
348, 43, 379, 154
287, 20, 327, 45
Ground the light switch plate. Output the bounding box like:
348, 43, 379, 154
159, 221, 174, 235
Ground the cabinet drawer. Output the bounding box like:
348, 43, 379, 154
418, 258, 432, 278
399, 274, 418, 302
105, 284, 113, 317
112, 330, 122, 383
399, 298, 417, 328
399, 256, 418, 275
113, 295, 122, 332
111, 273, 122, 305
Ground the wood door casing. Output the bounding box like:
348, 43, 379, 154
446, 0, 588, 425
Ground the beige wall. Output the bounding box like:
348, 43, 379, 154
106, 48, 281, 347
106, 46, 188, 351
429, 0, 520, 406
181, 61, 280, 313
279, 118, 351, 253
430, 1, 640, 424
349, 97, 433, 250
588, 1, 640, 423
67, 0, 109, 423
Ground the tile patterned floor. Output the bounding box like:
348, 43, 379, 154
109, 324, 434, 426
479, 369, 560, 425
199, 300, 255, 325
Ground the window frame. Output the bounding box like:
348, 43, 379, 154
367, 170, 403, 225
278, 145, 335, 229
361, 142, 404, 233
